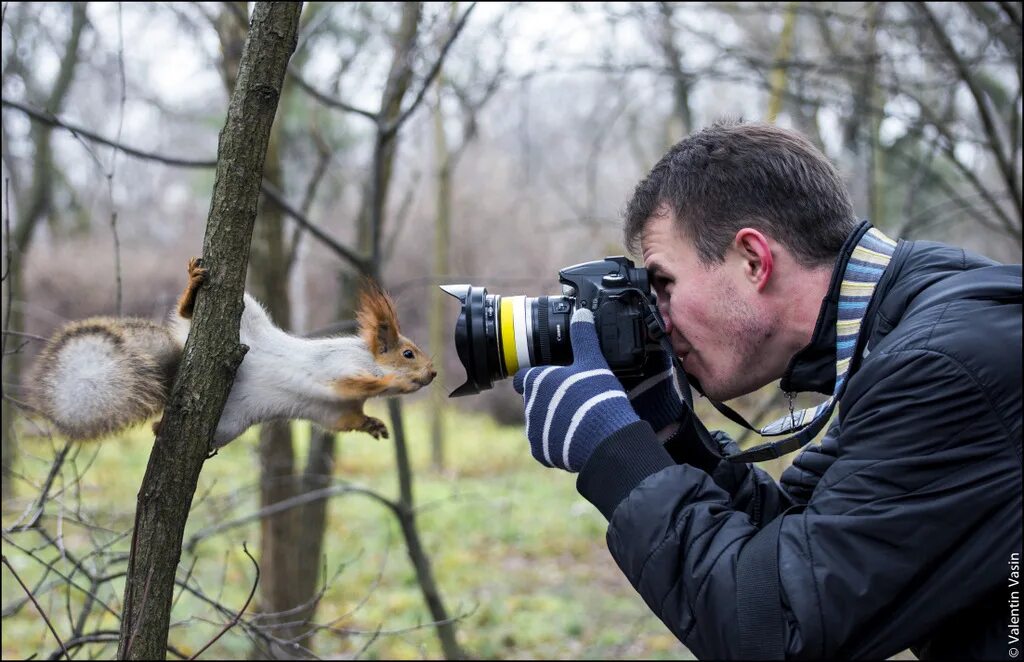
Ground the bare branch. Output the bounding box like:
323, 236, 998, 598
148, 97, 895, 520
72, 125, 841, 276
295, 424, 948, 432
385, 1, 478, 137
185, 483, 397, 552
2, 100, 216, 170
260, 182, 370, 273
1, 98, 218, 168
915, 1, 1022, 220
287, 68, 378, 121
3, 99, 372, 271
998, 1, 1022, 29
2, 554, 70, 660
188, 543, 260, 660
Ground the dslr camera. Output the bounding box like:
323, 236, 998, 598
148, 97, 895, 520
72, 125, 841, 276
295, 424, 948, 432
441, 256, 664, 396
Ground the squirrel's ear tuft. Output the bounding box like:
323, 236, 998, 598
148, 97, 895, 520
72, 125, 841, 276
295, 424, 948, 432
356, 277, 400, 354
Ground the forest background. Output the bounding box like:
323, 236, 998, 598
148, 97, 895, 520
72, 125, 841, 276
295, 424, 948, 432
1, 2, 1020, 659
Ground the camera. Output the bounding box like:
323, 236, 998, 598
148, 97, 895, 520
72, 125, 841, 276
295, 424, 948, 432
441, 256, 663, 397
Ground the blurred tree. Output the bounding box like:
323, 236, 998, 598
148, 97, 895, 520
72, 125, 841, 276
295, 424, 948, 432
0, 1, 88, 501
293, 2, 470, 657
117, 3, 302, 658
655, 1, 695, 146
658, 2, 1021, 246
429, 1, 506, 472
213, 1, 311, 654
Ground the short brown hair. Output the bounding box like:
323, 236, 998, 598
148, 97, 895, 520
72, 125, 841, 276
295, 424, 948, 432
624, 119, 857, 268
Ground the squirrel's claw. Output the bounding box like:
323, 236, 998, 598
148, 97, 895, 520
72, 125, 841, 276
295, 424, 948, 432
361, 416, 389, 440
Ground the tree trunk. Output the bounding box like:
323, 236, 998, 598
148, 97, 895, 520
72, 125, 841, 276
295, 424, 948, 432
429, 69, 451, 472
251, 122, 307, 650
287, 4, 425, 654
116, 4, 301, 659
656, 2, 693, 147
766, 2, 798, 123
865, 3, 886, 227
388, 399, 463, 659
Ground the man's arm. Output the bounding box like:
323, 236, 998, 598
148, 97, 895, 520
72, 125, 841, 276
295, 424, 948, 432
662, 425, 800, 526
578, 349, 1020, 658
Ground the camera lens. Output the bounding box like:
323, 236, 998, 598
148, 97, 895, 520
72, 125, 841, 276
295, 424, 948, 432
441, 285, 572, 396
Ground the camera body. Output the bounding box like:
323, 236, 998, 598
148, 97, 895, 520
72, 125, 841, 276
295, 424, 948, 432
557, 256, 653, 375
442, 256, 659, 397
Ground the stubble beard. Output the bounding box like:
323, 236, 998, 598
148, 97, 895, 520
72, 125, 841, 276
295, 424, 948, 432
701, 289, 777, 402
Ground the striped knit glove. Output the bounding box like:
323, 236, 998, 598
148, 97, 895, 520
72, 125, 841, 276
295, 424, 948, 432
512, 308, 641, 473
619, 348, 690, 443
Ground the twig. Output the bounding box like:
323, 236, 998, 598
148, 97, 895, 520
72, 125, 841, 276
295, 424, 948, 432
108, 2, 128, 315
259, 181, 370, 273
2, 555, 70, 660
0, 532, 122, 621
385, 2, 478, 137
7, 441, 72, 532
44, 630, 190, 661
0, 98, 217, 168
2, 99, 375, 275
1, 329, 48, 341
185, 483, 396, 552
2, 178, 12, 360
915, 1, 1021, 219
287, 69, 378, 121
3, 392, 44, 417
189, 543, 260, 660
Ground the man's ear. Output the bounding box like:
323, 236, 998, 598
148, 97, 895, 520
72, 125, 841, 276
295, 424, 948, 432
733, 228, 773, 292
357, 278, 401, 354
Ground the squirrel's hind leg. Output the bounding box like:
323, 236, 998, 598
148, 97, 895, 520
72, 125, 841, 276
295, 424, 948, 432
177, 257, 209, 319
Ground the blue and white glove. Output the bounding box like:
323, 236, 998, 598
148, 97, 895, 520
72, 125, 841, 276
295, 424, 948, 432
512, 308, 641, 473
619, 348, 690, 443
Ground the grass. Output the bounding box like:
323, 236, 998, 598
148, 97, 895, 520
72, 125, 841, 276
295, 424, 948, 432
2, 399, 696, 660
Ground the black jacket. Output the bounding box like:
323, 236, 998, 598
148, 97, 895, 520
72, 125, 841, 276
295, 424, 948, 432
577, 227, 1023, 659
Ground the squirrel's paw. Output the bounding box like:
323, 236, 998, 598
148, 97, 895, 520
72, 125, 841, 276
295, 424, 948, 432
187, 257, 208, 284
360, 416, 389, 440
178, 257, 210, 319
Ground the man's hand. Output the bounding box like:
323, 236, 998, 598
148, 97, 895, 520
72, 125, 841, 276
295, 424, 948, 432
619, 348, 690, 443
513, 308, 641, 472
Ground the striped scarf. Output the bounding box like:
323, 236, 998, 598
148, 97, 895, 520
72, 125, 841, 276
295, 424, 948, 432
759, 227, 898, 436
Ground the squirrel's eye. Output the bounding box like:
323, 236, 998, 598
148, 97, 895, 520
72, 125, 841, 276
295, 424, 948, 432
403, 349, 415, 359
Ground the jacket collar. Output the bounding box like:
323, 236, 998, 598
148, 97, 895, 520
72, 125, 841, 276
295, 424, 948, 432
781, 221, 878, 395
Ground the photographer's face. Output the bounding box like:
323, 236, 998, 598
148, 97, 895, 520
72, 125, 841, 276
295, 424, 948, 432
641, 212, 778, 401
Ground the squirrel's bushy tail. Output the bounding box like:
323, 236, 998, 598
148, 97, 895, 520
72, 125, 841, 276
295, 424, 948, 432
31, 318, 182, 441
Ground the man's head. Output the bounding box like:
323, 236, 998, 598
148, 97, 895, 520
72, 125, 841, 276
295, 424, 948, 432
625, 120, 858, 400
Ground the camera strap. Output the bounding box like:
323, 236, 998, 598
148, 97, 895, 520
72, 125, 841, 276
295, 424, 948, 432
652, 225, 898, 464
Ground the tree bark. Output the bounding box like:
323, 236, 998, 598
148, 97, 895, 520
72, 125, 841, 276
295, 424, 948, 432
116, 4, 301, 659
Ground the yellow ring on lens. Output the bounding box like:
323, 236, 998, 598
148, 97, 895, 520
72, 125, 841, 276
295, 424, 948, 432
500, 297, 518, 375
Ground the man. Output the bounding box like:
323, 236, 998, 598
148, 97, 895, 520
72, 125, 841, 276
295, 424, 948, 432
514, 120, 1022, 659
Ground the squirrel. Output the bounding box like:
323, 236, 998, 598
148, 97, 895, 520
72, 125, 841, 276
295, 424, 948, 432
30, 258, 436, 449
